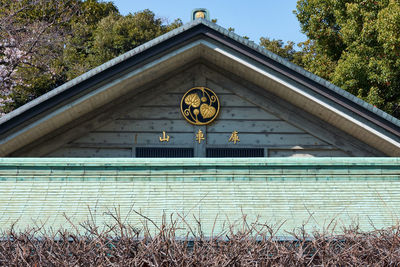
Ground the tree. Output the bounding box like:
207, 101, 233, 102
259, 38, 304, 66
63, 9, 182, 78
295, 0, 400, 118
0, 0, 80, 114
0, 1, 181, 115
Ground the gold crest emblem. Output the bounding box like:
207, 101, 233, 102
181, 87, 220, 125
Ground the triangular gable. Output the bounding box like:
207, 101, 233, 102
44, 65, 348, 157
0, 19, 399, 156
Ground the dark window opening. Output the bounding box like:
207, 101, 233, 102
206, 148, 264, 157
136, 147, 194, 158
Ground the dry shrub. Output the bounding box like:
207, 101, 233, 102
0, 209, 399, 266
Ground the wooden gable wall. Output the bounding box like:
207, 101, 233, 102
37, 64, 380, 158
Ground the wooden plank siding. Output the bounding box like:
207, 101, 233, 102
47, 66, 360, 157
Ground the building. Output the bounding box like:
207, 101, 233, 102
0, 12, 400, 233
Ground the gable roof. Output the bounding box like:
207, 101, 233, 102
1, 18, 400, 156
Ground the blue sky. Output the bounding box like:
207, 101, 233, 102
110, 0, 307, 45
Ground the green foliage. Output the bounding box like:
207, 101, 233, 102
259, 38, 304, 66
63, 9, 182, 78
0, 0, 82, 113
88, 10, 179, 66
78, 0, 118, 25
297, 40, 337, 81
295, 0, 400, 117
61, 0, 120, 80
0, 0, 182, 114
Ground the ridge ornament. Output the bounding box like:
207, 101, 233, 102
181, 87, 220, 125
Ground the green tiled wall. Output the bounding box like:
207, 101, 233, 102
0, 158, 399, 235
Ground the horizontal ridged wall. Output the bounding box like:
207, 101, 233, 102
0, 158, 399, 234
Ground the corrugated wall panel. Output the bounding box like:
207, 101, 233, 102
0, 158, 399, 235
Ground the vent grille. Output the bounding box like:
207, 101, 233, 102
206, 148, 264, 157
136, 147, 194, 158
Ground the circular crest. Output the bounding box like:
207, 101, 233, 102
180, 87, 220, 125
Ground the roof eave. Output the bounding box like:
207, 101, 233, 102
0, 19, 399, 156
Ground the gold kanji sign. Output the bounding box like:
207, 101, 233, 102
159, 131, 170, 142
229, 131, 240, 144
196, 129, 205, 144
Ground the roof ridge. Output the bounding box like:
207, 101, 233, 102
1, 18, 399, 129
